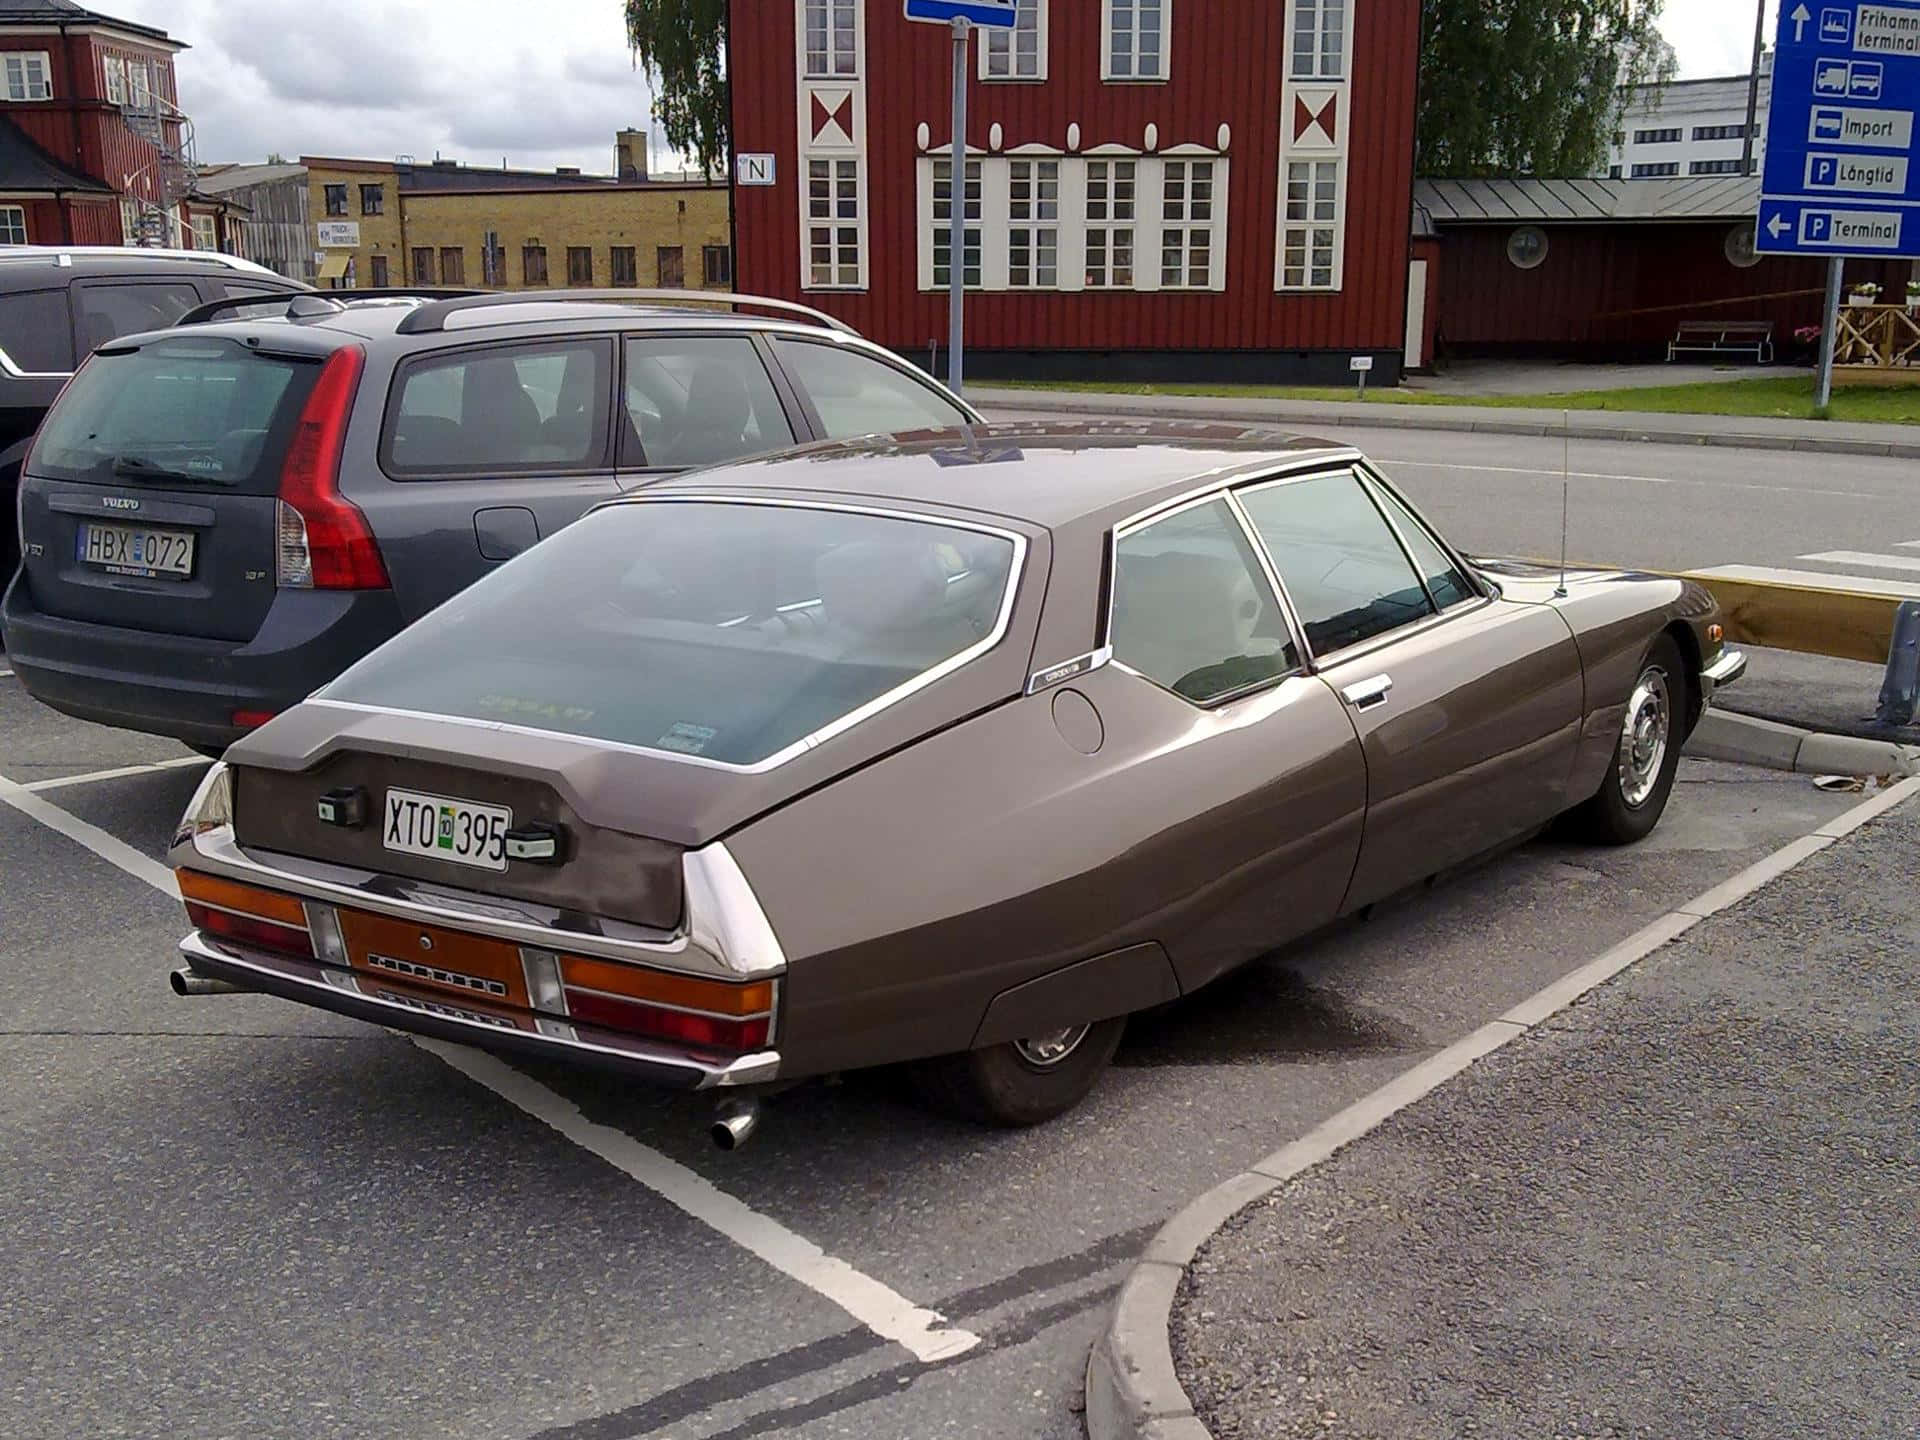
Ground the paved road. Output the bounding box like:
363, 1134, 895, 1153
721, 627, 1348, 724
1175, 796, 1920, 1440
0, 665, 1873, 1440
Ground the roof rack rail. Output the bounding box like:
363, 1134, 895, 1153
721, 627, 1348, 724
0, 245, 284, 276
176, 286, 485, 327
393, 288, 859, 337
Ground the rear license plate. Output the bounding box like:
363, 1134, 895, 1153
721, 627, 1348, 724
76, 521, 196, 580
383, 788, 513, 872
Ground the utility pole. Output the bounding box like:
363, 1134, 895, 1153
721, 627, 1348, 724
1740, 0, 1767, 175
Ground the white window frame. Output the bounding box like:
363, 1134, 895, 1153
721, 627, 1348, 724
1289, 0, 1348, 80
191, 213, 217, 251
802, 0, 860, 78
127, 58, 152, 106
1278, 157, 1344, 291
931, 156, 984, 290
981, 0, 1047, 81
1084, 158, 1138, 288
102, 55, 126, 106
805, 156, 864, 289
2, 51, 53, 102
1159, 158, 1218, 289
0, 204, 27, 246
1007, 157, 1060, 288
1102, 0, 1169, 82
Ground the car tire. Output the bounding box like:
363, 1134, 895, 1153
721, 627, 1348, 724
1570, 633, 1689, 846
911, 1016, 1126, 1128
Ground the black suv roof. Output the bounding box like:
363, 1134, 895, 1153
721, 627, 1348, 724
0, 247, 294, 294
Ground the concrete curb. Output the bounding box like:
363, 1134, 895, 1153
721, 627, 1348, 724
970, 389, 1920, 460
1684, 708, 1920, 777
1084, 776, 1920, 1440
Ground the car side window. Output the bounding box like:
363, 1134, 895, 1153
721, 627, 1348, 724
620, 335, 794, 469
0, 288, 75, 371
1236, 471, 1437, 657
771, 338, 970, 439
386, 338, 612, 477
70, 282, 201, 354
1368, 477, 1478, 610
1110, 498, 1300, 706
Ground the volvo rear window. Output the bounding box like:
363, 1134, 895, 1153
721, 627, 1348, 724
322, 499, 1023, 767
28, 337, 319, 493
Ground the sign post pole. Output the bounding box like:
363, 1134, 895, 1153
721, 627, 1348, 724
1816, 255, 1845, 409
947, 16, 969, 394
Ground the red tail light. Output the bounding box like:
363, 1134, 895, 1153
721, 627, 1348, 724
185, 901, 314, 959
277, 345, 388, 590
562, 989, 772, 1052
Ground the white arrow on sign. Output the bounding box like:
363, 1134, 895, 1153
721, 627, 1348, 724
1768, 212, 1790, 237
1791, 3, 1811, 41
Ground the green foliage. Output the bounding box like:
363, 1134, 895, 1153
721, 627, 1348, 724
1417, 0, 1677, 177
624, 0, 730, 177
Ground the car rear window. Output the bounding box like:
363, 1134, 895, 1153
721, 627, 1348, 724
322, 499, 1023, 767
28, 336, 320, 493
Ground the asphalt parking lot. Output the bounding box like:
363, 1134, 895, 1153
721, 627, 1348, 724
0, 667, 1867, 1440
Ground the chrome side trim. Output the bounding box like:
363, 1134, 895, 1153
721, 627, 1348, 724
314, 495, 1029, 777
170, 825, 787, 981
0, 347, 71, 380
177, 932, 781, 1090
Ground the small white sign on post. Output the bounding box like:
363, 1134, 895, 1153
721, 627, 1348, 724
736, 152, 777, 186
1350, 353, 1375, 396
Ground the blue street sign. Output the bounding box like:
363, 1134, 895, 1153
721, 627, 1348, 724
1759, 0, 1920, 256
903, 0, 1018, 26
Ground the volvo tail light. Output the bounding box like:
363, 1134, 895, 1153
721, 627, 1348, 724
276, 345, 389, 590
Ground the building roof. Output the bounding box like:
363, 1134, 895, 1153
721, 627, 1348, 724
194, 162, 308, 194
298, 154, 722, 195
1413, 175, 1760, 226
0, 0, 177, 44
0, 112, 113, 194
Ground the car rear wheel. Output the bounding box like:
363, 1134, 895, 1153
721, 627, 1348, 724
911, 1016, 1126, 1127
1570, 634, 1688, 846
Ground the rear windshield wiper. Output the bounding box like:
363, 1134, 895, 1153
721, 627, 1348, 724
111, 455, 222, 485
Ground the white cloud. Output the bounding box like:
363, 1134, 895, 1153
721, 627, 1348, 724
1661, 0, 1775, 79
106, 0, 665, 174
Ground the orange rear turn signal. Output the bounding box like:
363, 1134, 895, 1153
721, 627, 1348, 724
176, 869, 309, 928
1707, 624, 1724, 645
558, 956, 774, 1018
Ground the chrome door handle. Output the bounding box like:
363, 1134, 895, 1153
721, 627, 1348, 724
1341, 674, 1393, 710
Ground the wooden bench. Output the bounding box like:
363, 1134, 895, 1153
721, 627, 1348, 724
1667, 320, 1774, 363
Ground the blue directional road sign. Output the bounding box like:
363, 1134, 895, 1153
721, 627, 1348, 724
1758, 0, 1920, 256
903, 0, 1018, 25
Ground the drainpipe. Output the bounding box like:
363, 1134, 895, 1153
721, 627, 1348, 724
396, 163, 409, 285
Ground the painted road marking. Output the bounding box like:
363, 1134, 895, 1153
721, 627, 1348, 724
1372, 456, 1881, 501
1689, 563, 1920, 598
0, 668, 12, 679
1799, 549, 1920, 574
24, 756, 207, 793
0, 764, 981, 1367
421, 1040, 981, 1364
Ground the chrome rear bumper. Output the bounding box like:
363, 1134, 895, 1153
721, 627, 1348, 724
177, 931, 781, 1090
1701, 647, 1748, 699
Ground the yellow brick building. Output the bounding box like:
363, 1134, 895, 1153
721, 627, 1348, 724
302, 135, 729, 294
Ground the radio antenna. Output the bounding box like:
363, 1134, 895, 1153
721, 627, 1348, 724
1554, 409, 1570, 599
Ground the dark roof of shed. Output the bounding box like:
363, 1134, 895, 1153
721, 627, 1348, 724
0, 112, 113, 194
642, 423, 1356, 531
1415, 175, 1760, 224
0, 0, 176, 42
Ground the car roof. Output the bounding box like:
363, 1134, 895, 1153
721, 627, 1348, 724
638, 423, 1360, 532
0, 246, 290, 287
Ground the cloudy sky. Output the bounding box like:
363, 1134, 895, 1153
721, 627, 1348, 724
107, 0, 1771, 174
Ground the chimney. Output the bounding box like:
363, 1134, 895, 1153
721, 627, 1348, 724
616, 129, 648, 182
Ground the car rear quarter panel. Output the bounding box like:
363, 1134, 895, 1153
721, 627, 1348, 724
726, 665, 1367, 1078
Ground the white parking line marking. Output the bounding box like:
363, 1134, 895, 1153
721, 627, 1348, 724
0, 766, 981, 1367
1688, 564, 1920, 599
0, 772, 179, 897
0, 668, 13, 679
1798, 549, 1920, 575
419, 1040, 981, 1364
24, 756, 207, 793
1372, 456, 1879, 501
1901, 540, 1920, 550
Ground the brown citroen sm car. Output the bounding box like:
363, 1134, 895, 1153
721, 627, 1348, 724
169, 424, 1745, 1139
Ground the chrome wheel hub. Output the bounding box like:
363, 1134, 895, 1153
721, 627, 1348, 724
1618, 667, 1672, 809
1014, 1025, 1091, 1067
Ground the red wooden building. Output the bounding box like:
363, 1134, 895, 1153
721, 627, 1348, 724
0, 0, 236, 250
729, 0, 1423, 383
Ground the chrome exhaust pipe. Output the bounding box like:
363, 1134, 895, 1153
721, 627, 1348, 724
170, 967, 245, 997
710, 1098, 761, 1152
